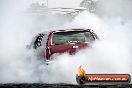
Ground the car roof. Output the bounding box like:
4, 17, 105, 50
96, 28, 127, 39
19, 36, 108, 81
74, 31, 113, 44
36, 29, 92, 36
51, 29, 91, 33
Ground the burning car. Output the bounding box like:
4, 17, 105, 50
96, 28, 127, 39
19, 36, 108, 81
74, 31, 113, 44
29, 29, 98, 63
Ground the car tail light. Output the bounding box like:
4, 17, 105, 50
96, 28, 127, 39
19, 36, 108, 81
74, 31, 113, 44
45, 47, 51, 60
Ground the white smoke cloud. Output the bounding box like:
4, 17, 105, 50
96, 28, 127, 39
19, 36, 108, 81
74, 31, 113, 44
0, 0, 132, 84
47, 11, 132, 84
96, 0, 132, 20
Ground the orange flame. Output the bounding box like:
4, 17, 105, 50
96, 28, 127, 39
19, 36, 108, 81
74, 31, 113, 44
77, 65, 86, 76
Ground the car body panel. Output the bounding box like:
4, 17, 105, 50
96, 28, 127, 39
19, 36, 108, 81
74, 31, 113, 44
44, 29, 98, 60
50, 43, 89, 54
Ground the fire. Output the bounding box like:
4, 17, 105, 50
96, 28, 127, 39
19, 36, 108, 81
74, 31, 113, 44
77, 65, 86, 76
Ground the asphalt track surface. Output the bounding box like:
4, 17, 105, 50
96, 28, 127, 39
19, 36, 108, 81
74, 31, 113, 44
0, 84, 132, 88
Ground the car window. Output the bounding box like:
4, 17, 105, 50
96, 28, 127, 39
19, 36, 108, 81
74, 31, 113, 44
52, 31, 95, 45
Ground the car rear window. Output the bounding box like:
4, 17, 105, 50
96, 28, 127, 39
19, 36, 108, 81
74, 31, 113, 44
52, 31, 95, 45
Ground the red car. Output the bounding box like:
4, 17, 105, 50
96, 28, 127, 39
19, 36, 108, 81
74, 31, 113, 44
30, 29, 98, 63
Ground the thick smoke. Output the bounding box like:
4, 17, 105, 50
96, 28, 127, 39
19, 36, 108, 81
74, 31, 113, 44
0, 0, 132, 84
96, 0, 132, 20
